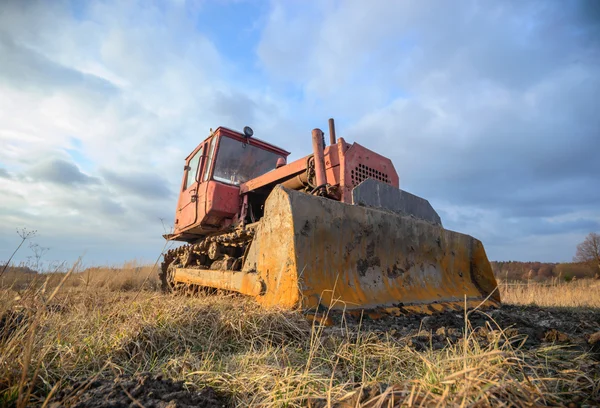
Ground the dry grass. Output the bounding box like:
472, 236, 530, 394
499, 278, 600, 309
0, 267, 598, 407
1, 261, 159, 293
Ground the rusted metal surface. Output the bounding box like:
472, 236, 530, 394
239, 186, 500, 312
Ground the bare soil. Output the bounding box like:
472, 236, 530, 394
47, 373, 227, 408
329, 304, 600, 352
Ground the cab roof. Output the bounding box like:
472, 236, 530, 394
213, 126, 290, 157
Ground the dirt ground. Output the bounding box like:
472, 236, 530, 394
333, 304, 600, 353
47, 372, 226, 408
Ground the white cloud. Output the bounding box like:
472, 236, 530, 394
255, 0, 600, 261
0, 0, 598, 265
0, 0, 288, 264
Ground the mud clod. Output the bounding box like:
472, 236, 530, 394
544, 329, 570, 343
587, 330, 600, 359
588, 331, 600, 345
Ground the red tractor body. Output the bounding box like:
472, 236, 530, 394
168, 124, 398, 243
171, 127, 290, 240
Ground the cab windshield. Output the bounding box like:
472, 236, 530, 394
213, 136, 284, 185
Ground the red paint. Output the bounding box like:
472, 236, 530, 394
169, 124, 400, 242
311, 128, 327, 187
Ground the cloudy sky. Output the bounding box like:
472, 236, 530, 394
1, 0, 599, 267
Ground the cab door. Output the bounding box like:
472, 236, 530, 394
177, 145, 204, 229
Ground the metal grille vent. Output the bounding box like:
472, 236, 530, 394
351, 163, 390, 186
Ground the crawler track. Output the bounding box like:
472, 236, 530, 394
160, 227, 256, 292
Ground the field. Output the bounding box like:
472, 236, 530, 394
1, 265, 599, 407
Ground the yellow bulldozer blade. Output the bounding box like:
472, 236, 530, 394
172, 185, 500, 315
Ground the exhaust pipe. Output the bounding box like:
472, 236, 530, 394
328, 118, 336, 145
311, 128, 327, 187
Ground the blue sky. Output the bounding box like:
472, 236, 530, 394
0, 0, 599, 268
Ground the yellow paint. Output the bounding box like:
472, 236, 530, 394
175, 185, 501, 318
175, 268, 263, 296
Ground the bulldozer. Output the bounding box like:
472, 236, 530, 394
161, 119, 500, 316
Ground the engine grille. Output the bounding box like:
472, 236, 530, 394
351, 163, 390, 186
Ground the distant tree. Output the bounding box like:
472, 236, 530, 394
574, 232, 600, 272
538, 265, 554, 279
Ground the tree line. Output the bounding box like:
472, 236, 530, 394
492, 232, 600, 281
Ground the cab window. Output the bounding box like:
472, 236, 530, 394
213, 136, 285, 185
184, 146, 202, 190
203, 136, 218, 182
